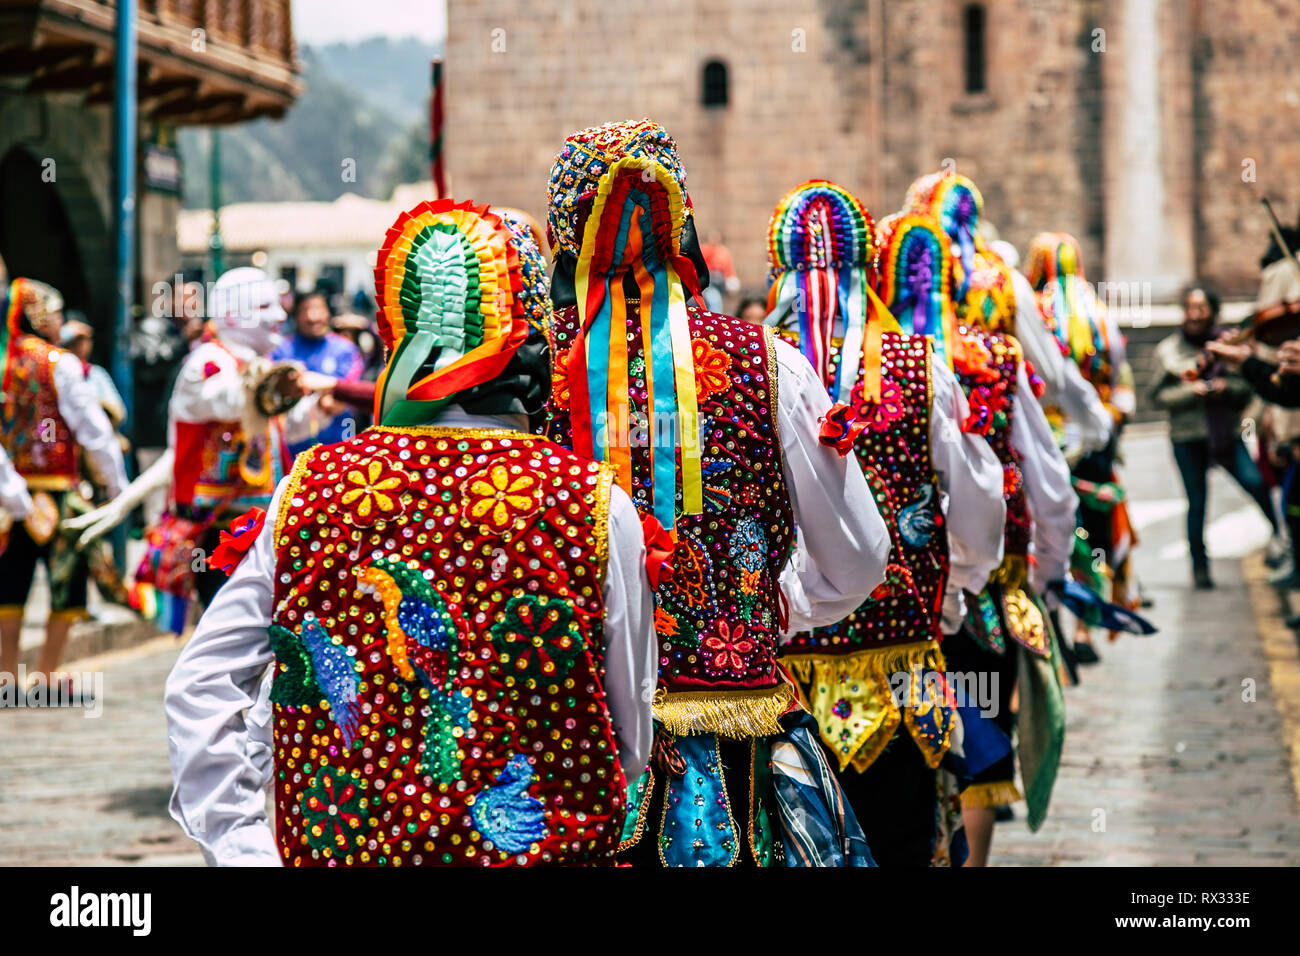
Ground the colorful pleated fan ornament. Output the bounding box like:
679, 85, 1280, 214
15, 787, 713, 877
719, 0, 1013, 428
764, 181, 901, 406
567, 155, 702, 532
1025, 232, 1109, 375
876, 214, 959, 368
906, 171, 985, 302
371, 199, 532, 427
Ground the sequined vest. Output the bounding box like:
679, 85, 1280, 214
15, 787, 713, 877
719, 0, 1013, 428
1, 335, 77, 488
788, 332, 948, 655
954, 324, 1031, 560
269, 427, 624, 866
171, 418, 282, 516
545, 305, 796, 722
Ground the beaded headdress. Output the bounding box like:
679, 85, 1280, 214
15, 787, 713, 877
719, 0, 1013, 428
1024, 232, 1109, 372
562, 153, 703, 532
546, 119, 692, 261
906, 170, 985, 302
1, 277, 64, 394
876, 214, 959, 367
372, 199, 538, 426
765, 180, 900, 405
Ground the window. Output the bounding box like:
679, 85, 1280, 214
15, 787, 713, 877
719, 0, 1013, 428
963, 4, 987, 95
702, 60, 729, 109
279, 265, 298, 292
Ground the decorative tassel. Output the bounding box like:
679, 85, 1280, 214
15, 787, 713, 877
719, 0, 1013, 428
652, 682, 796, 740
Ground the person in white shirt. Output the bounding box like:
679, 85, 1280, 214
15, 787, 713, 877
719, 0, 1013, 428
166, 202, 658, 866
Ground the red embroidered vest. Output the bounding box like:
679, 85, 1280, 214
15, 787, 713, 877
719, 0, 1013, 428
953, 324, 1030, 560
544, 304, 796, 734
269, 426, 624, 866
780, 331, 954, 771
171, 419, 281, 515
1, 335, 77, 488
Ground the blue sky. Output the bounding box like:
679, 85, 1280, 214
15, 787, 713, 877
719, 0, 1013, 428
291, 0, 446, 46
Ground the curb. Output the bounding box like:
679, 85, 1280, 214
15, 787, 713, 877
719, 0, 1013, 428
18, 614, 162, 670
1242, 550, 1300, 809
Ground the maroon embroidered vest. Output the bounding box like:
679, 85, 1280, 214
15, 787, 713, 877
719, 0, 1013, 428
269, 426, 624, 866
953, 324, 1030, 560
1, 334, 77, 488
544, 304, 796, 730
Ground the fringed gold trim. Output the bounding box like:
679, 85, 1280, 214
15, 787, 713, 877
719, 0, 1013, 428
591, 463, 615, 589
22, 475, 75, 491
652, 682, 795, 739
784, 640, 941, 682
961, 780, 1022, 809
990, 554, 1029, 592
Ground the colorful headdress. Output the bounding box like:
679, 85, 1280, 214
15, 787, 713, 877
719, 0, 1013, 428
906, 171, 984, 301
962, 247, 1018, 335
495, 208, 552, 336
1024, 232, 1109, 371
1, 277, 63, 394
876, 214, 959, 367
764, 181, 899, 405
372, 199, 535, 426
546, 119, 691, 261
564, 154, 703, 532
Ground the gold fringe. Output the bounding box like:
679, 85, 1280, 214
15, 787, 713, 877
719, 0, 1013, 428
652, 682, 796, 739
22, 475, 75, 491
961, 780, 1022, 809
990, 555, 1029, 592
784, 640, 942, 684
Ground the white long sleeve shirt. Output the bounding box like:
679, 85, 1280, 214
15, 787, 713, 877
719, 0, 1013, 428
773, 338, 893, 634
164, 408, 657, 867
51, 352, 127, 497
1009, 362, 1079, 592
1009, 269, 1111, 456
932, 359, 1008, 633
0, 444, 33, 518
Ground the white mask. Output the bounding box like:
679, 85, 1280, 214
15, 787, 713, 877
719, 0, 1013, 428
210, 267, 287, 356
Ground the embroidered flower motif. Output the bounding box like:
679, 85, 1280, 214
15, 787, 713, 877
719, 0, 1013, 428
701, 620, 754, 676
300, 766, 367, 855
210, 507, 266, 576
490, 594, 585, 684
692, 338, 732, 400
954, 335, 1000, 385
340, 457, 408, 527
464, 462, 541, 532
1003, 463, 1023, 497
553, 347, 575, 410
832, 698, 852, 720
851, 379, 907, 433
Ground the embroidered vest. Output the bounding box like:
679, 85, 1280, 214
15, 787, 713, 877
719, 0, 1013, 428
782, 331, 954, 771
545, 304, 797, 737
171, 418, 282, 516
1, 335, 77, 488
953, 325, 1049, 657
269, 426, 624, 866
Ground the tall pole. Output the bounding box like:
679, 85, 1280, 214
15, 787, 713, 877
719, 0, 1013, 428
112, 0, 136, 429
430, 58, 446, 199
209, 128, 225, 277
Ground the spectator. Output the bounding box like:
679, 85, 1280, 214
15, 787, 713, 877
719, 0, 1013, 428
736, 296, 767, 325
61, 317, 127, 432
272, 289, 363, 453
1150, 283, 1278, 589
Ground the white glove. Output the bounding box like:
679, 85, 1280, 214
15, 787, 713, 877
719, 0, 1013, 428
61, 448, 175, 548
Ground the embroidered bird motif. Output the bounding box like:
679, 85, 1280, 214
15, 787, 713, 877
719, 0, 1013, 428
897, 483, 939, 549
268, 613, 361, 746
471, 752, 548, 854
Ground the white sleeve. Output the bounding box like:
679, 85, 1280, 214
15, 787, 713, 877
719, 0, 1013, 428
165, 477, 285, 867
1010, 270, 1067, 399
0, 444, 32, 518
52, 353, 127, 497
929, 360, 1006, 633
600, 484, 656, 780
773, 338, 891, 634
169, 344, 246, 425
1058, 360, 1114, 455
1010, 363, 1079, 592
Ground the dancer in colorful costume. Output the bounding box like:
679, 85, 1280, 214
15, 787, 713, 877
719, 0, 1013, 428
543, 120, 889, 867
1025, 233, 1139, 657
878, 210, 1077, 865
66, 268, 326, 632
0, 277, 127, 694
765, 181, 1006, 867
165, 199, 657, 866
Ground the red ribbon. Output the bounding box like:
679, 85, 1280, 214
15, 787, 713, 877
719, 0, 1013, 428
210, 507, 267, 577
818, 402, 867, 456
641, 514, 675, 589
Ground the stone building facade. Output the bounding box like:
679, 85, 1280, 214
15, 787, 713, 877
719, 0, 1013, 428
444, 0, 1300, 301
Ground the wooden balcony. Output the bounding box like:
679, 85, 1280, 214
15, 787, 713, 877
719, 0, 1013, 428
0, 0, 301, 124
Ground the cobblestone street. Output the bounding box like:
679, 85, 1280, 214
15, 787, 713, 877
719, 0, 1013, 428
1, 424, 1298, 866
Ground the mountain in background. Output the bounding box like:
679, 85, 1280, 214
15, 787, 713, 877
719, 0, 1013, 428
178, 37, 436, 208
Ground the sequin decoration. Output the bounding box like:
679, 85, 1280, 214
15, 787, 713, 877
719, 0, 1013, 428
1, 335, 76, 483
270, 428, 624, 866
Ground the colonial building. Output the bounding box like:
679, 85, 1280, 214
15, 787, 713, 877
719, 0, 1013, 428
444, 0, 1300, 301
0, 0, 300, 357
